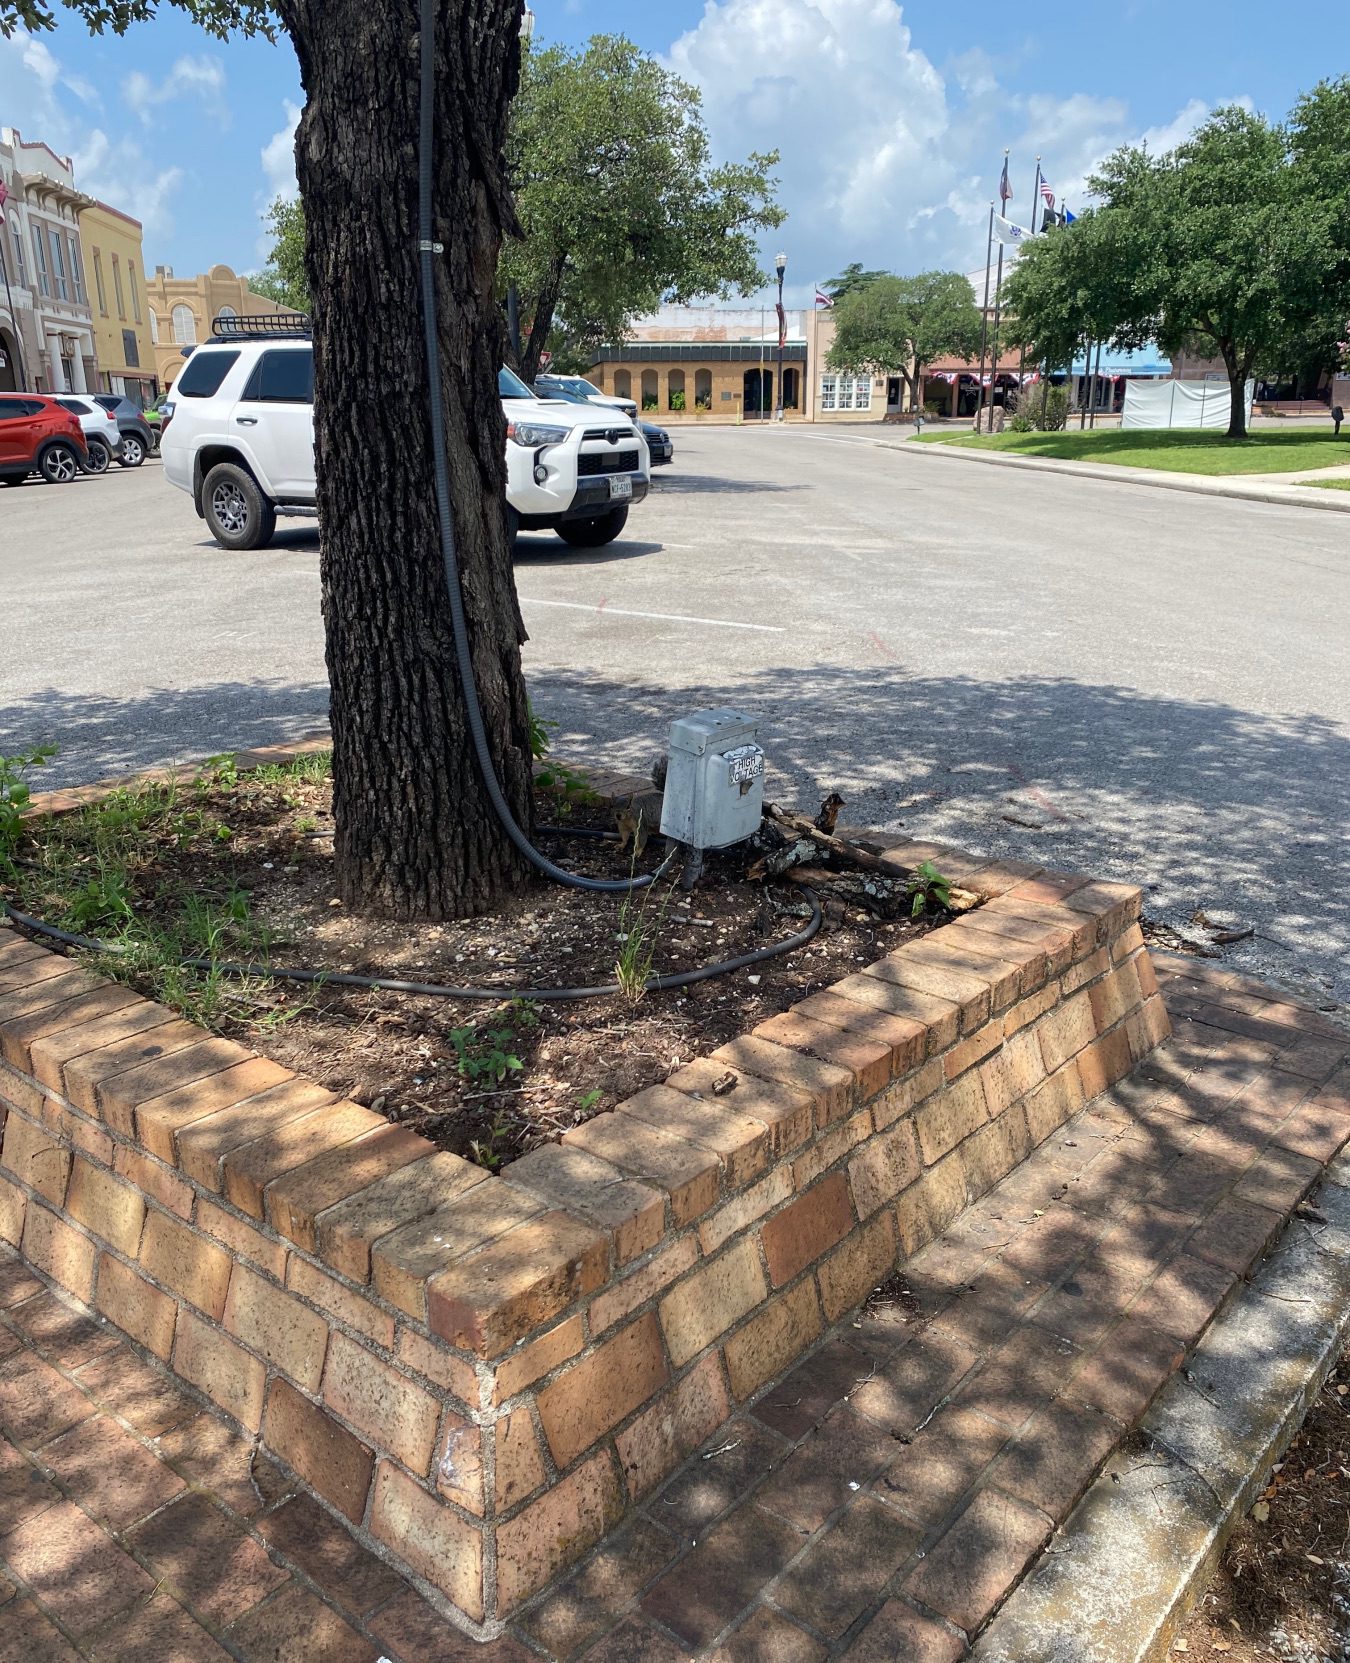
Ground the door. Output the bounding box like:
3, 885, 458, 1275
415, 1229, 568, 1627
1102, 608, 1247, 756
232, 346, 315, 499
0, 396, 36, 468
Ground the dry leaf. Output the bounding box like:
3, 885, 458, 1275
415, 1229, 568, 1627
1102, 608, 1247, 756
1307, 1553, 1325, 1565
1251, 1500, 1270, 1523
1212, 1640, 1232, 1653
1173, 1641, 1188, 1654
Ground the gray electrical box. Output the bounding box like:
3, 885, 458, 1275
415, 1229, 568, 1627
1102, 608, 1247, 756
659, 708, 765, 851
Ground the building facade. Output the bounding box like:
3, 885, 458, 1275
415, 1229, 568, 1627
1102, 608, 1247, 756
143, 264, 289, 389
78, 198, 156, 405
0, 128, 97, 395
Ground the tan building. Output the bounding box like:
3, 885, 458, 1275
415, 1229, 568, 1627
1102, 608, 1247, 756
78, 198, 156, 405
143, 263, 289, 389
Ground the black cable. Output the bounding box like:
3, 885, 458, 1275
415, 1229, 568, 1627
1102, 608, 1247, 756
416, 0, 665, 895
0, 897, 821, 1004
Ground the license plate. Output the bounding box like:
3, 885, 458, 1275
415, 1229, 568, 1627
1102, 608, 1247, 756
609, 475, 633, 501
725, 746, 765, 785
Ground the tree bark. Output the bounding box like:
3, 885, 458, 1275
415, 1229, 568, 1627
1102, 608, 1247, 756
1221, 345, 1249, 439
519, 258, 566, 385
277, 0, 534, 919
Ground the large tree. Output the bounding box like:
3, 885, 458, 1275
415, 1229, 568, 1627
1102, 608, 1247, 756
1005, 107, 1337, 438
5, 0, 538, 920
822, 263, 888, 300
826, 271, 982, 411
251, 195, 307, 312
505, 35, 783, 384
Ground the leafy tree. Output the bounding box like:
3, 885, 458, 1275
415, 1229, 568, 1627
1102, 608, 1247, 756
1006, 107, 1336, 438
5, 0, 535, 919
826, 271, 982, 411
250, 196, 307, 312
505, 35, 783, 383
823, 263, 888, 300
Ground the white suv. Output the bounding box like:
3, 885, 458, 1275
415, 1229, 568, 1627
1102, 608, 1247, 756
160, 325, 649, 553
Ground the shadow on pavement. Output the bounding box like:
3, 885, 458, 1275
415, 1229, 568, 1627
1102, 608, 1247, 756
525, 663, 1350, 1004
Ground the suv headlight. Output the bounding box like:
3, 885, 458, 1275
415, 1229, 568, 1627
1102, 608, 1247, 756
507, 421, 570, 447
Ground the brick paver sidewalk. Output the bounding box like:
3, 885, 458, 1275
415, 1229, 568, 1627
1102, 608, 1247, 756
2, 952, 1346, 1662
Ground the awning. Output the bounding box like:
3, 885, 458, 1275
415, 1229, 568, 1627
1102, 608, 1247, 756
1071, 346, 1171, 377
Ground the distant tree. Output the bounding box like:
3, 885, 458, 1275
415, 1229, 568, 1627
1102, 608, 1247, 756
251, 196, 308, 312
1005, 107, 1337, 438
827, 271, 982, 411
506, 35, 784, 383
823, 262, 888, 300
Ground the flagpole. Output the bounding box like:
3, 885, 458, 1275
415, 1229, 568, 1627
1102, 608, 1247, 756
975, 201, 994, 433
989, 242, 1006, 421
1019, 156, 1041, 405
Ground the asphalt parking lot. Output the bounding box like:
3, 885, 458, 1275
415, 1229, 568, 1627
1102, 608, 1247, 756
3, 432, 1348, 1009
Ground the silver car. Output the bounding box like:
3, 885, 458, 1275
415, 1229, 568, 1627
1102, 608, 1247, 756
54, 396, 122, 474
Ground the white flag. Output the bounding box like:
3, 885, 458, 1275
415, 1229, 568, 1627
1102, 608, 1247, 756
993, 213, 1032, 245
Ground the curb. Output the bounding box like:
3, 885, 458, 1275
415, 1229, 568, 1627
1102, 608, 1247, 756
972, 1153, 1350, 1663
905, 439, 1350, 512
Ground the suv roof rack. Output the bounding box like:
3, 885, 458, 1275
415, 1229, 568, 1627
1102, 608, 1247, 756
210, 312, 312, 341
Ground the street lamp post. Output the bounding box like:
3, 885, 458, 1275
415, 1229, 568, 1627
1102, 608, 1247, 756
774, 251, 786, 422
508, 3, 536, 366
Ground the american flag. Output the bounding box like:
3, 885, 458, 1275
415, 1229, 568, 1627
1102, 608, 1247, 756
1040, 179, 1056, 210
814, 286, 834, 308
999, 156, 1012, 203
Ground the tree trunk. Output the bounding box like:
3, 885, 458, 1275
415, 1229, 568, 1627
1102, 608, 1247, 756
519, 259, 566, 385
277, 0, 533, 919
1223, 347, 1249, 439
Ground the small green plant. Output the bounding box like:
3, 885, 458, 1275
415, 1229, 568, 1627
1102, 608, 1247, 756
468, 1107, 519, 1172
906, 860, 953, 918
0, 743, 57, 876
668, 389, 686, 412
614, 864, 676, 1003
200, 752, 239, 789
576, 1088, 603, 1113
446, 1004, 536, 1087
642, 393, 658, 411
1007, 409, 1036, 433
527, 701, 556, 762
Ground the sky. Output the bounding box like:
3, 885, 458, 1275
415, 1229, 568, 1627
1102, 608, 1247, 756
0, 0, 1342, 307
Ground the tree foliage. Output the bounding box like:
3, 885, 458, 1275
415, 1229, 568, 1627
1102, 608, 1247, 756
504, 35, 783, 382
250, 195, 307, 311
1004, 105, 1341, 437
3, 0, 273, 38
822, 262, 888, 300
827, 270, 981, 409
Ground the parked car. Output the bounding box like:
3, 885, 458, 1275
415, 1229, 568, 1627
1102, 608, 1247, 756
0, 393, 88, 485
143, 393, 168, 435
640, 420, 674, 466
160, 317, 650, 552
534, 372, 639, 422
92, 394, 156, 467
54, 396, 121, 474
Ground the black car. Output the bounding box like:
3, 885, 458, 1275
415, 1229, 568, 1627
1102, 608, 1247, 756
92, 394, 155, 468
640, 420, 674, 466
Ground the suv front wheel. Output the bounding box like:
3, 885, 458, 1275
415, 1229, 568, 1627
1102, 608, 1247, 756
557, 506, 629, 548
202, 462, 277, 551
82, 437, 112, 475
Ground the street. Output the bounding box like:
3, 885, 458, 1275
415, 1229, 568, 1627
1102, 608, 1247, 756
3, 431, 1348, 1006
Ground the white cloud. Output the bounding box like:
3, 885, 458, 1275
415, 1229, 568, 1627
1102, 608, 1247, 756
123, 54, 228, 127
664, 0, 1252, 301
260, 99, 301, 203
72, 129, 184, 237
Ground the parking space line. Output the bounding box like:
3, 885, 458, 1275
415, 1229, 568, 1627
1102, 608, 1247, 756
518, 598, 785, 633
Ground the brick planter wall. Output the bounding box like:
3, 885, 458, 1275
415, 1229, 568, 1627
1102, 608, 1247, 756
0, 830, 1168, 1636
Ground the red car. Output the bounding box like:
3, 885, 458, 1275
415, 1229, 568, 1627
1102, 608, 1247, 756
0, 393, 89, 486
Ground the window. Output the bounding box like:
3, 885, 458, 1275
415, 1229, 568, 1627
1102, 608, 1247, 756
173, 347, 239, 397
93, 250, 107, 313
112, 256, 125, 319
217, 304, 238, 321
122, 328, 139, 368
613, 369, 631, 399
819, 373, 869, 412
0, 397, 29, 420
172, 304, 196, 346
148, 308, 159, 345
48, 229, 68, 301
30, 225, 49, 297
68, 235, 86, 305
694, 368, 712, 410
7, 217, 24, 288
241, 348, 313, 403
129, 263, 141, 323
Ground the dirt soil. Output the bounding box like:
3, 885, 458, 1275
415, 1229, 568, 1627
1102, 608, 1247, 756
23, 772, 950, 1171
1175, 1349, 1350, 1662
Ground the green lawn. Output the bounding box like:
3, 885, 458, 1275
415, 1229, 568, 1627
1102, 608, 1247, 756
916, 426, 1350, 476
1305, 476, 1350, 490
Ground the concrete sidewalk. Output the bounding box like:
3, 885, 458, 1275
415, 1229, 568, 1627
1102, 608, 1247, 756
796, 428, 1350, 514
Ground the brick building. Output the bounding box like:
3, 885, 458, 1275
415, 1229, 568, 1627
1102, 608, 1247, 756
143, 264, 289, 390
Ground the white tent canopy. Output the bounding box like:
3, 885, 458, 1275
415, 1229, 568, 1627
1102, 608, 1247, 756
1122, 379, 1254, 430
